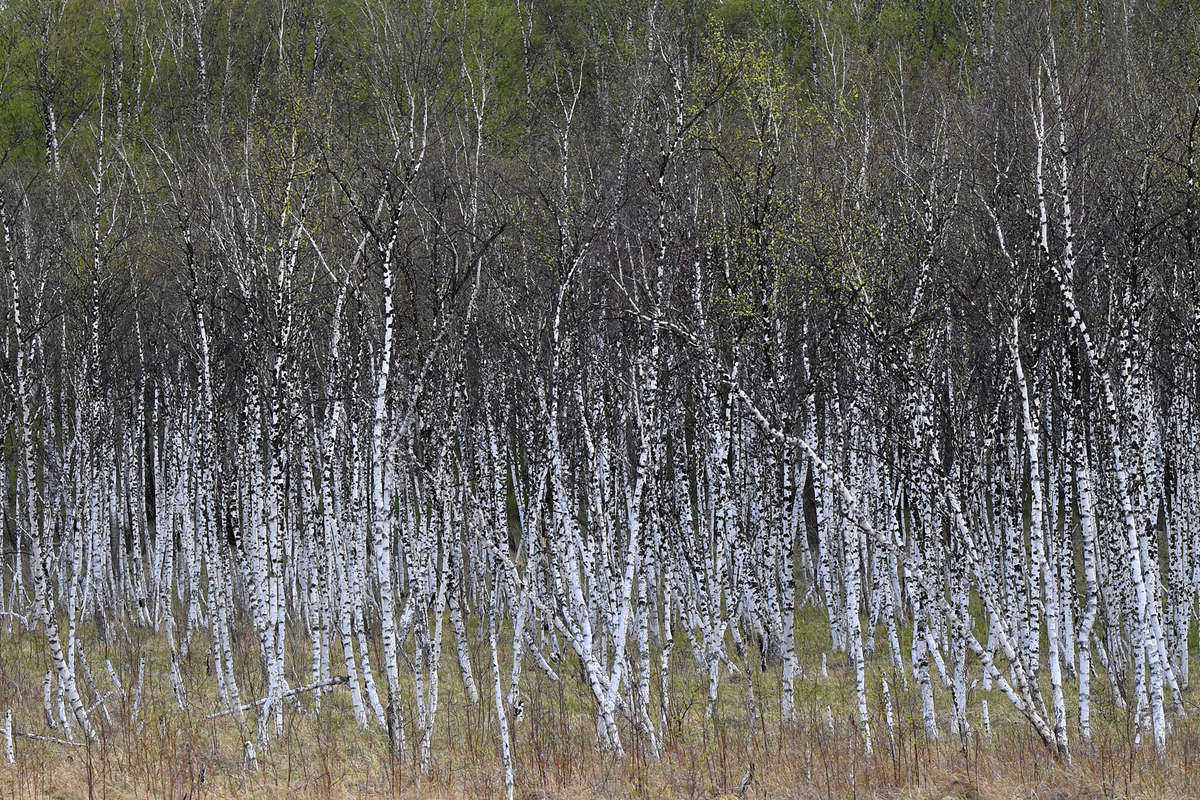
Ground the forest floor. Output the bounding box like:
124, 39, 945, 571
3, 606, 1200, 799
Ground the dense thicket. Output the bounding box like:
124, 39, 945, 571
1, 0, 1199, 789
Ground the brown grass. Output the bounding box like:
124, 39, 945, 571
3, 609, 1200, 799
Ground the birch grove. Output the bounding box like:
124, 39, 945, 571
1, 0, 1200, 792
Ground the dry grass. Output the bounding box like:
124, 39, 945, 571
3, 609, 1200, 799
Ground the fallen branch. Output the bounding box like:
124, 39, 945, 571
13, 730, 86, 748
86, 690, 120, 716
204, 676, 349, 720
